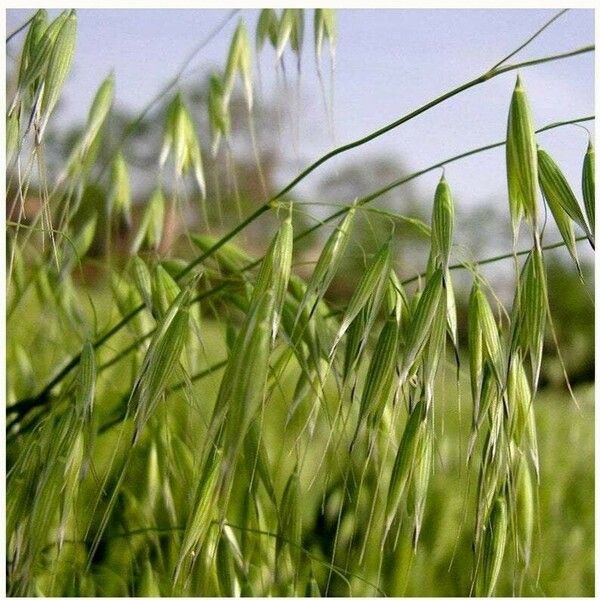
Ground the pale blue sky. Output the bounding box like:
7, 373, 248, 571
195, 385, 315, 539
6, 8, 595, 218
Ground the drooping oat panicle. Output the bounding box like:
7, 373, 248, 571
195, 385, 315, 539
472, 281, 504, 385
431, 174, 454, 270
422, 283, 448, 406
225, 20, 253, 110
342, 303, 368, 382
314, 9, 336, 65
77, 341, 96, 471
511, 245, 547, 391
412, 423, 433, 547
507, 351, 539, 477
352, 316, 400, 446
467, 364, 501, 461
276, 9, 294, 60
132, 288, 191, 442
17, 11, 63, 99
476, 496, 508, 597
219, 289, 274, 460
288, 272, 332, 346
506, 75, 538, 237
537, 147, 580, 269
110, 271, 150, 341
131, 187, 165, 254
210, 222, 293, 463
36, 10, 77, 144
138, 559, 161, 596
108, 151, 131, 225
215, 531, 239, 597
10, 10, 68, 132
514, 451, 534, 567
256, 9, 279, 51
6, 110, 20, 162
254, 213, 293, 341
538, 145, 594, 249
152, 264, 181, 318
160, 93, 206, 198
468, 284, 484, 422
207, 73, 230, 155
8, 9, 46, 144
16, 9, 48, 96
175, 446, 222, 584
289, 9, 305, 56
78, 73, 114, 159
386, 269, 408, 325
331, 241, 392, 353
582, 140, 595, 237
384, 399, 426, 539
192, 233, 253, 274
295, 206, 355, 324
276, 9, 304, 68
444, 268, 459, 354
399, 268, 444, 383
131, 256, 154, 315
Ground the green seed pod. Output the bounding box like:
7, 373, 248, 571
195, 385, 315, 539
431, 174, 454, 269
538, 145, 593, 248
476, 496, 508, 597
256, 8, 279, 51
78, 72, 114, 159
174, 447, 222, 583
275, 9, 305, 71
332, 241, 392, 350
296, 206, 355, 323
537, 146, 580, 269
207, 72, 230, 155
108, 151, 131, 225
399, 268, 444, 382
131, 256, 154, 315
385, 400, 426, 535
314, 8, 336, 64
152, 264, 181, 318
133, 290, 191, 441
37, 10, 77, 144
131, 187, 165, 254
356, 316, 400, 433
160, 93, 205, 198
225, 20, 253, 110
582, 140, 595, 238
515, 453, 534, 567
17, 9, 48, 94
506, 75, 538, 236
513, 246, 547, 390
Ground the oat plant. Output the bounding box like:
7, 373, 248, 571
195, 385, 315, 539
6, 8, 595, 597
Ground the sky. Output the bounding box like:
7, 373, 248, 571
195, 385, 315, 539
6, 8, 595, 227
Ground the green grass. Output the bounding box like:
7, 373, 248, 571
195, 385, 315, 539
8, 283, 594, 596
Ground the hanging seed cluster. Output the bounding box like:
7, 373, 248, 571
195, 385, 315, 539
6, 9, 594, 598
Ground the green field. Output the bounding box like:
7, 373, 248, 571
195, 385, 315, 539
8, 283, 594, 596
